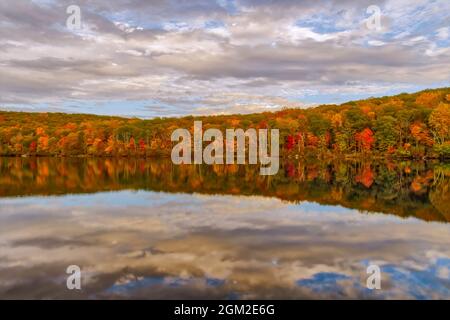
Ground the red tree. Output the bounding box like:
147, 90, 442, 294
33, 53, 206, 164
356, 128, 375, 152
138, 138, 146, 152
286, 135, 295, 151
29, 141, 37, 153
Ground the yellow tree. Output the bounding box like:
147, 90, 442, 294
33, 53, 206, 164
429, 103, 450, 144
410, 122, 433, 147
37, 136, 49, 153
416, 92, 441, 108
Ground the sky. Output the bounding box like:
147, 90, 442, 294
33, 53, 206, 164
0, 0, 449, 118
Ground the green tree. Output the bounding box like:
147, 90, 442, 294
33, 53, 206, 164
375, 116, 398, 151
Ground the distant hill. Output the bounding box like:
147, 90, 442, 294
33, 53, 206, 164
1, 87, 450, 158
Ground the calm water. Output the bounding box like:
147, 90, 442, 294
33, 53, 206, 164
0, 157, 449, 299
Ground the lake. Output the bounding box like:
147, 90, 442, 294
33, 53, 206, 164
0, 157, 449, 299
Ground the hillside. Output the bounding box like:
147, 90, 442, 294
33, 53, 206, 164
1, 87, 450, 158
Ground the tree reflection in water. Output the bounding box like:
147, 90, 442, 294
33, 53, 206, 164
1, 157, 449, 222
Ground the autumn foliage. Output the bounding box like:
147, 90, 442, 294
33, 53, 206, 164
1, 88, 450, 158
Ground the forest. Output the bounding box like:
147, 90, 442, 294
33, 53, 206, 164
1, 87, 450, 159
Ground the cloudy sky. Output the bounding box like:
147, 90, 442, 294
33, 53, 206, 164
0, 0, 449, 118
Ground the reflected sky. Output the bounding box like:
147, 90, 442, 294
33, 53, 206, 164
0, 190, 449, 299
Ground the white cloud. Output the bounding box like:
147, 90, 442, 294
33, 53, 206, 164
0, 0, 448, 117
436, 27, 449, 40
368, 40, 386, 46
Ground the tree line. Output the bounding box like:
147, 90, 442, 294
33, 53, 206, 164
1, 87, 450, 159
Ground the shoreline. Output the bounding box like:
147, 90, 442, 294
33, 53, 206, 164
1, 154, 449, 162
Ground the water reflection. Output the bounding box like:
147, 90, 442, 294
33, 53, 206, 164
1, 157, 450, 222
0, 157, 449, 299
